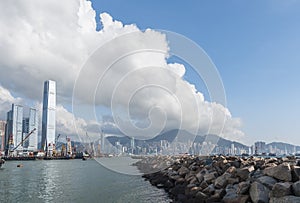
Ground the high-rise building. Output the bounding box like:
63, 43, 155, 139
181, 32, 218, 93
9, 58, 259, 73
254, 141, 266, 155
0, 120, 6, 152
5, 104, 23, 152
100, 131, 105, 154
41, 80, 56, 154
23, 108, 38, 151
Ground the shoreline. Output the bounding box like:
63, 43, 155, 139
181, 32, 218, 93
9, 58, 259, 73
134, 155, 300, 203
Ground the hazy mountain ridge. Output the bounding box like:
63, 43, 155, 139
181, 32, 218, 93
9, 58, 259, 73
106, 130, 300, 153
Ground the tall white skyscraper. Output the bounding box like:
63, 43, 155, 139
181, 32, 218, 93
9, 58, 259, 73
5, 104, 23, 152
41, 80, 56, 152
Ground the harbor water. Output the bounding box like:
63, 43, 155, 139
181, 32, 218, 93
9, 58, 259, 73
0, 158, 169, 203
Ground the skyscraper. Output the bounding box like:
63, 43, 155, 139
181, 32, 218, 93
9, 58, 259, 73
5, 104, 23, 153
41, 80, 56, 154
0, 120, 6, 152
23, 108, 38, 151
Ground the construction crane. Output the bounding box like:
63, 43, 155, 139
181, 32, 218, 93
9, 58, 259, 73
52, 134, 61, 157
85, 132, 95, 157
12, 128, 37, 151
55, 134, 61, 145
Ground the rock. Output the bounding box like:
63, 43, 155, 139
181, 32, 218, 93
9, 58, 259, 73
251, 168, 264, 180
187, 186, 201, 196
292, 166, 300, 182
214, 188, 226, 199
237, 181, 250, 194
270, 195, 300, 203
199, 180, 209, 190
203, 172, 217, 183
195, 191, 208, 201
177, 194, 187, 202
214, 173, 231, 189
156, 183, 165, 188
256, 176, 278, 190
270, 182, 292, 197
226, 166, 237, 174
169, 184, 185, 196
223, 194, 249, 203
293, 181, 300, 196
164, 180, 174, 188
178, 166, 190, 176
196, 169, 207, 182
227, 177, 240, 185
249, 181, 270, 203
175, 177, 186, 185
264, 163, 292, 182
202, 184, 215, 195
236, 166, 255, 180
231, 160, 241, 168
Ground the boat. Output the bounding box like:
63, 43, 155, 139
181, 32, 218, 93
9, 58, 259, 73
0, 158, 5, 168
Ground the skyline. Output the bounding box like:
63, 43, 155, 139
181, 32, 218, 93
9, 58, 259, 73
0, 1, 299, 145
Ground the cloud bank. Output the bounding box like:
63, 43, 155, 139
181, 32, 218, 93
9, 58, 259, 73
0, 0, 244, 142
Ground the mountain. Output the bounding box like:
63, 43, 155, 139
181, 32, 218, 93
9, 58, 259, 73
106, 129, 249, 149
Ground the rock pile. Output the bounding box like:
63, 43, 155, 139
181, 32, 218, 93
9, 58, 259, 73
135, 155, 300, 203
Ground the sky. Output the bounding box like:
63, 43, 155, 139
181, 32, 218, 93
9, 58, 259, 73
0, 0, 299, 146
89, 0, 300, 145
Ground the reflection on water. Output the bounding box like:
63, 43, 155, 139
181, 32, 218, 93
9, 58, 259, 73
0, 159, 169, 203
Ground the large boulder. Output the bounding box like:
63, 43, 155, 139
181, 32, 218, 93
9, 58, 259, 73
195, 191, 208, 202
249, 181, 270, 203
270, 195, 300, 203
202, 184, 215, 195
226, 166, 237, 175
203, 172, 217, 184
178, 166, 190, 176
264, 163, 292, 182
214, 173, 231, 189
223, 193, 249, 203
270, 182, 292, 198
236, 166, 255, 181
292, 166, 300, 182
256, 176, 278, 190
237, 181, 250, 194
293, 181, 300, 197
169, 184, 186, 196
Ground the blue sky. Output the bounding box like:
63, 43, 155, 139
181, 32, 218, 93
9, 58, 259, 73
90, 0, 300, 145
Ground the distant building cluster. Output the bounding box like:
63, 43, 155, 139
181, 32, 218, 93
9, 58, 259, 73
0, 104, 38, 155
0, 80, 56, 157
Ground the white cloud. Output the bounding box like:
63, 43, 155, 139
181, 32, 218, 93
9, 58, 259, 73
0, 86, 23, 119
0, 0, 244, 142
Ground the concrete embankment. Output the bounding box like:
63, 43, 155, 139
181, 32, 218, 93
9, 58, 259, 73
134, 155, 300, 203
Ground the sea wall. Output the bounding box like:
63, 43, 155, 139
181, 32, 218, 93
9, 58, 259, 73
134, 155, 300, 203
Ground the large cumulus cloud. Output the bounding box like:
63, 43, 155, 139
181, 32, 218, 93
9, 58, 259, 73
0, 0, 244, 142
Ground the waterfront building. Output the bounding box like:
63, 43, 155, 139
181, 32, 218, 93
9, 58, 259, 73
254, 141, 266, 155
41, 80, 56, 155
231, 143, 235, 155
5, 104, 23, 153
22, 108, 38, 151
100, 130, 105, 154
0, 120, 6, 152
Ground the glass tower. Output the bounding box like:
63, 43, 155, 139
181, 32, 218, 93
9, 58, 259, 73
5, 104, 23, 152
23, 108, 38, 151
41, 80, 56, 152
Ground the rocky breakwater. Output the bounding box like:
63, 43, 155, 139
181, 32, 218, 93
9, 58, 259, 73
135, 155, 300, 203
